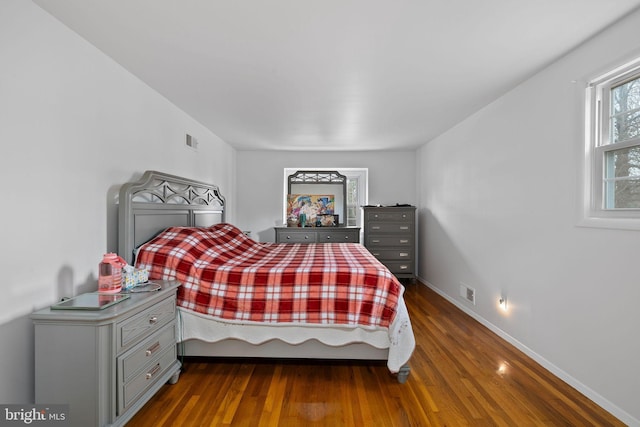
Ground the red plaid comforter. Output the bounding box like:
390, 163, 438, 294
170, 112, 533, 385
135, 223, 401, 328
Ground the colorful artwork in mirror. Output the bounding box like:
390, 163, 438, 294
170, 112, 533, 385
287, 194, 335, 226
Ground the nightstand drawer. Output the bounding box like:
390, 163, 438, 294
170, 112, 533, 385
117, 297, 176, 352
119, 322, 176, 384
120, 345, 177, 412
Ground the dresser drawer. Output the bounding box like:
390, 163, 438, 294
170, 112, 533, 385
119, 345, 177, 413
317, 230, 359, 242
383, 261, 414, 274
368, 248, 413, 260
119, 322, 176, 384
367, 222, 413, 234
366, 210, 413, 222
366, 236, 413, 247
117, 297, 176, 352
277, 231, 317, 243
275, 227, 360, 244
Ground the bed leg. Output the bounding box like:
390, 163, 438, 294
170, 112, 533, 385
396, 364, 410, 384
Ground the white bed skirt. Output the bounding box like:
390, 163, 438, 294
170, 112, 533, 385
177, 295, 415, 373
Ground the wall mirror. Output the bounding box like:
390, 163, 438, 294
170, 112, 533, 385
287, 170, 347, 226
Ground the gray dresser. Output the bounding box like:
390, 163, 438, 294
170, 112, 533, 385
275, 226, 360, 243
31, 281, 181, 427
363, 206, 417, 281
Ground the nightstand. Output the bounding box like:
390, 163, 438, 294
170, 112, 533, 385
31, 281, 181, 427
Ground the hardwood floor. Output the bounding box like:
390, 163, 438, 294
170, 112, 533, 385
128, 282, 623, 426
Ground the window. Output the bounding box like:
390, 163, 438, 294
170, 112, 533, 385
346, 177, 359, 226
284, 168, 368, 227
583, 57, 640, 228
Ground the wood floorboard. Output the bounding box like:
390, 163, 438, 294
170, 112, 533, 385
128, 282, 624, 426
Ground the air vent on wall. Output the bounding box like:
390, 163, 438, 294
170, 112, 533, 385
185, 134, 199, 150
460, 283, 476, 305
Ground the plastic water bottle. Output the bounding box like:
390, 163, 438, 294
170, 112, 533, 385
98, 253, 125, 293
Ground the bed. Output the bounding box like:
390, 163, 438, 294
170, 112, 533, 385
118, 170, 415, 382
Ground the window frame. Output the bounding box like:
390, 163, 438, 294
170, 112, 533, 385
581, 56, 640, 230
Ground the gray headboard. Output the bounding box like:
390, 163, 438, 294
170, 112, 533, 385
118, 170, 225, 264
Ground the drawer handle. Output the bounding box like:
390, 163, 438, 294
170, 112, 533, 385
305, 235, 309, 239
372, 253, 380, 256
146, 363, 161, 380
400, 253, 409, 257
344, 236, 349, 240
145, 341, 161, 357
326, 235, 331, 240
372, 226, 381, 230
372, 239, 380, 243
399, 265, 409, 270
149, 316, 158, 325
286, 235, 292, 239
399, 239, 409, 244
399, 226, 409, 230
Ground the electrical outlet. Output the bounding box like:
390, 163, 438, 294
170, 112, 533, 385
460, 283, 476, 305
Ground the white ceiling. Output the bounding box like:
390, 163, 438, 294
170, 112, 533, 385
33, 0, 640, 151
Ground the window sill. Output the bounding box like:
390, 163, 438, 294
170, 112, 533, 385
577, 215, 640, 231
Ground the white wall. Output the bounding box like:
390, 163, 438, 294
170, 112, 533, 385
0, 0, 235, 403
235, 150, 416, 242
417, 9, 640, 425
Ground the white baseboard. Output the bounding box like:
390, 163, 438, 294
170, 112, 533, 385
417, 277, 639, 427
